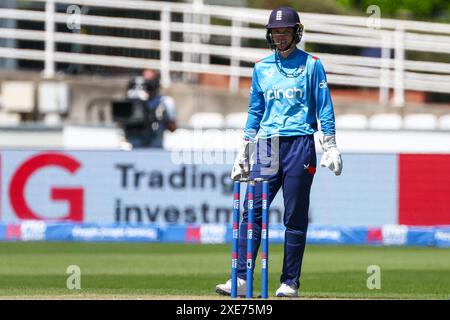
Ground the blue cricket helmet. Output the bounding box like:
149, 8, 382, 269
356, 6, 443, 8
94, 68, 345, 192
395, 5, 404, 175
265, 7, 304, 51
266, 6, 301, 29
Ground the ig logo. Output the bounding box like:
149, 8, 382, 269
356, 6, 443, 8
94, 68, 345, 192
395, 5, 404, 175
9, 152, 84, 221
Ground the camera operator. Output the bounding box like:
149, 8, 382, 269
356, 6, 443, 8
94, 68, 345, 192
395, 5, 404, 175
120, 69, 177, 148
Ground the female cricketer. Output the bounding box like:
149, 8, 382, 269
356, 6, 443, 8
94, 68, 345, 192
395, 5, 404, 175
216, 6, 343, 297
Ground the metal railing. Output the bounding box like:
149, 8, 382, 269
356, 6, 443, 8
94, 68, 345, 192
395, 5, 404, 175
1, 0, 450, 107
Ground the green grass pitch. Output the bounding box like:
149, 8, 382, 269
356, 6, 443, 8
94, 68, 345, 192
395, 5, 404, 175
0, 242, 449, 299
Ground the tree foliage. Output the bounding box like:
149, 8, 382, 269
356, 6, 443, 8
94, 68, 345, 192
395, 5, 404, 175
246, 0, 450, 22
335, 0, 450, 21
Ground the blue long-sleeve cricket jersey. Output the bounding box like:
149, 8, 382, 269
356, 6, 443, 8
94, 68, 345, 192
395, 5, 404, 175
244, 48, 336, 140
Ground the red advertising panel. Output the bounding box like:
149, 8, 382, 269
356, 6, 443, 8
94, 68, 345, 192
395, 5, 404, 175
399, 154, 450, 225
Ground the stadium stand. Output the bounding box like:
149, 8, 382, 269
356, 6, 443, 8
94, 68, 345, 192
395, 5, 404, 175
403, 113, 438, 131
335, 114, 369, 130
368, 113, 403, 130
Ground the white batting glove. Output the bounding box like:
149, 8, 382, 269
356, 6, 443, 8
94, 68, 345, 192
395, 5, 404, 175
320, 135, 343, 176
